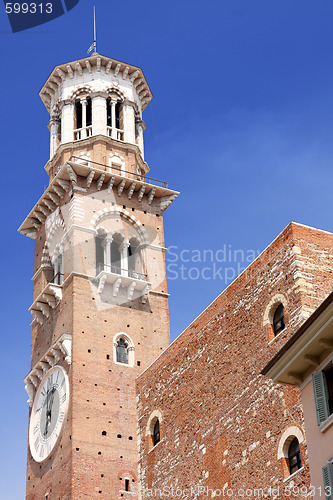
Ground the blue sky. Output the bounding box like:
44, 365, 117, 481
1, 0, 333, 497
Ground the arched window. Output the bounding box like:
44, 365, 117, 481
273, 303, 285, 336
288, 438, 302, 474
153, 419, 160, 446
116, 338, 128, 364
74, 97, 92, 140
113, 333, 134, 367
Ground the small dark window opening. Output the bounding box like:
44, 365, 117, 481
75, 101, 82, 129
115, 102, 121, 129
125, 479, 129, 492
288, 438, 302, 475
325, 366, 333, 414
116, 339, 128, 364
273, 304, 285, 336
107, 99, 112, 127
153, 419, 160, 446
86, 97, 92, 127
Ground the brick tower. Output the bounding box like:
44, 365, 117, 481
19, 52, 178, 499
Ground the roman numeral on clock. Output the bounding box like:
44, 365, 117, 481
34, 436, 40, 452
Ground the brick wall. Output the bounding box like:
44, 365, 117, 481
137, 222, 333, 499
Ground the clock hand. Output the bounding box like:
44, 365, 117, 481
44, 387, 52, 436
48, 387, 56, 415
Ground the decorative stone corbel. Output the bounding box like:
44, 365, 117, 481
25, 383, 34, 407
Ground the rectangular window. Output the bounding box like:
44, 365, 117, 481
125, 479, 129, 492
313, 370, 332, 425
322, 463, 333, 500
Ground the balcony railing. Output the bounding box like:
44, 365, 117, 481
96, 263, 147, 281
70, 156, 168, 188
107, 126, 124, 141
51, 272, 64, 285
74, 126, 93, 141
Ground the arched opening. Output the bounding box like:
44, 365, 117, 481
288, 438, 302, 475
273, 303, 285, 336
75, 99, 82, 130
106, 98, 123, 140
116, 338, 129, 364
74, 96, 92, 140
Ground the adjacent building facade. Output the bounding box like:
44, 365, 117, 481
263, 291, 333, 499
137, 223, 333, 498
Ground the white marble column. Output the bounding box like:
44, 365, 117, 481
61, 101, 74, 143
81, 98, 87, 139
111, 99, 117, 139
123, 102, 136, 144
102, 235, 113, 272
92, 94, 107, 136
136, 120, 144, 158
48, 117, 59, 158
120, 240, 129, 276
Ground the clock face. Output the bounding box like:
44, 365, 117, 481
29, 365, 69, 463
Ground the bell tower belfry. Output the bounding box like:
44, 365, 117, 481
19, 53, 178, 499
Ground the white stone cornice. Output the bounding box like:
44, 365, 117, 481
148, 188, 156, 205
85, 59, 92, 73
117, 178, 126, 196
29, 282, 63, 325
107, 176, 115, 193
44, 199, 56, 211
97, 173, 105, 191
127, 182, 136, 199
56, 68, 66, 81
19, 160, 179, 238
66, 64, 74, 78
86, 169, 95, 188
23, 333, 72, 406
138, 184, 146, 201
130, 70, 140, 82
114, 63, 121, 76
105, 60, 112, 74
76, 62, 83, 76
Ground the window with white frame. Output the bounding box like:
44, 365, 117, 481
113, 333, 135, 367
